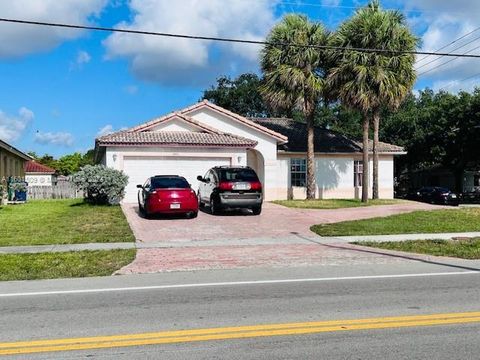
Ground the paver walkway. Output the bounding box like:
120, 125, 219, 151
118, 202, 455, 274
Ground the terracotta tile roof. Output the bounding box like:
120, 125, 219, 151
250, 118, 405, 154
96, 131, 257, 148
25, 161, 56, 174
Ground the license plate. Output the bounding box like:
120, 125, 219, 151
451, 194, 457, 198
170, 203, 181, 209
233, 183, 250, 190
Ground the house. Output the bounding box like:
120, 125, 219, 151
0, 139, 31, 182
95, 101, 405, 203
24, 161, 57, 187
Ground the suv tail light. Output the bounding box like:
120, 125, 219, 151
250, 181, 262, 191
218, 182, 234, 190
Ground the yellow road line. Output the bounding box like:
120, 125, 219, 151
1, 312, 479, 356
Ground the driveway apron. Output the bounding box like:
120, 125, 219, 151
119, 202, 445, 274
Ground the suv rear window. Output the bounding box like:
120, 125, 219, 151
151, 177, 190, 189
218, 168, 259, 182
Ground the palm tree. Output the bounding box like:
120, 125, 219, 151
328, 0, 418, 201
260, 14, 329, 200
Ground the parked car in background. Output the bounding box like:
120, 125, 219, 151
197, 166, 263, 215
407, 186, 460, 206
461, 188, 480, 204
137, 175, 198, 218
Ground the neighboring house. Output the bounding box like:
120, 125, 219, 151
0, 139, 31, 182
24, 161, 57, 187
95, 101, 405, 203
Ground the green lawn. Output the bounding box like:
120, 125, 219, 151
311, 208, 480, 236
354, 238, 480, 259
0, 249, 136, 281
0, 199, 135, 247
273, 199, 407, 209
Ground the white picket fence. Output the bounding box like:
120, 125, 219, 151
27, 181, 83, 200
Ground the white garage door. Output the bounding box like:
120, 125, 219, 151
122, 156, 231, 203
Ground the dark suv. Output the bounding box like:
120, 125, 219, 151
197, 166, 263, 215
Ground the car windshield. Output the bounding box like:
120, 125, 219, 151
434, 187, 450, 193
151, 177, 190, 189
218, 168, 259, 182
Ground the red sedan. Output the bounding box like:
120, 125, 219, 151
137, 175, 199, 218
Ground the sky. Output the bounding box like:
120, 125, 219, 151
1, 0, 480, 157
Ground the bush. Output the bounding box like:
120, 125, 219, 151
72, 165, 129, 205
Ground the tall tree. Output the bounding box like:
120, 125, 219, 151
329, 0, 418, 201
202, 73, 272, 117
260, 14, 330, 199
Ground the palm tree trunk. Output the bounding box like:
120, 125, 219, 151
362, 113, 370, 203
372, 109, 380, 199
306, 111, 316, 200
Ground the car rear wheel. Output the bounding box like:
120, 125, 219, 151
252, 206, 262, 215
187, 211, 198, 219
210, 196, 220, 215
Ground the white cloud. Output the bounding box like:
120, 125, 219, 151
76, 50, 91, 65
97, 124, 114, 136
0, 107, 34, 142
103, 0, 278, 85
0, 0, 107, 58
403, 0, 480, 89
123, 85, 138, 95
321, 0, 341, 6
35, 131, 74, 147
70, 50, 92, 71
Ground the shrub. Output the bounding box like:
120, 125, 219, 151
72, 165, 129, 205
10, 182, 28, 192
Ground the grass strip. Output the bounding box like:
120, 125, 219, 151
0, 249, 136, 281
354, 238, 480, 259
273, 199, 406, 209
312, 208, 480, 236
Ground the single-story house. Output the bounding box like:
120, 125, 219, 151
95, 101, 405, 203
24, 161, 57, 187
0, 139, 31, 182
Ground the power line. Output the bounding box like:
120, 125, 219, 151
416, 27, 480, 65
418, 43, 480, 77
3, 17, 480, 59
439, 72, 480, 92
416, 33, 480, 71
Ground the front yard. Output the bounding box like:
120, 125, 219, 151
354, 238, 480, 260
311, 208, 480, 236
273, 198, 407, 209
0, 199, 135, 246
0, 249, 136, 281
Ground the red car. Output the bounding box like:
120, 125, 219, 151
137, 175, 199, 218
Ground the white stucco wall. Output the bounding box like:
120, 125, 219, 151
150, 119, 201, 132
275, 154, 396, 200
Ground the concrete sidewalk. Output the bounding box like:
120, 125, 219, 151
1, 232, 479, 254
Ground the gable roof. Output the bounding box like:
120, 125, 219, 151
25, 161, 56, 174
180, 100, 288, 143
251, 118, 405, 154
127, 112, 221, 134
0, 139, 31, 161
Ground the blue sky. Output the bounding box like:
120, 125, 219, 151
1, 0, 479, 157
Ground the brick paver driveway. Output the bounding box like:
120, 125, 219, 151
118, 201, 444, 274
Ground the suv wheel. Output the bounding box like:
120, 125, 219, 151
252, 206, 262, 215
210, 196, 220, 215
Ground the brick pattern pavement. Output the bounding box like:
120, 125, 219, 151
119, 202, 446, 274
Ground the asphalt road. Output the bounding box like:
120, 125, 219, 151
1, 262, 479, 359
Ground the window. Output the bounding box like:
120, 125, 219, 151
151, 177, 190, 189
291, 158, 306, 187
354, 160, 363, 187
218, 168, 259, 182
